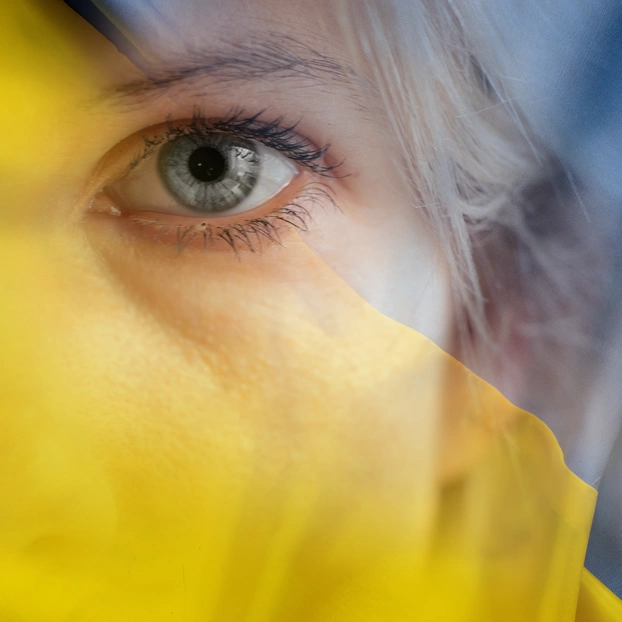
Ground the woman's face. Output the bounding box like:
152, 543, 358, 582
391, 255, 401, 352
2, 2, 455, 616
4, 0, 452, 410
13, 3, 613, 620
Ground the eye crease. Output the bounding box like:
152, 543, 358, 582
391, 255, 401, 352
93, 110, 342, 253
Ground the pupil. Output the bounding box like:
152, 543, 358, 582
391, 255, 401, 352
188, 147, 227, 183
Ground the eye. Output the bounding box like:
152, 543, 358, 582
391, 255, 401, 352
107, 130, 297, 218
89, 112, 343, 253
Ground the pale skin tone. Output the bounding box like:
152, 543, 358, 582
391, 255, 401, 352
6, 0, 452, 411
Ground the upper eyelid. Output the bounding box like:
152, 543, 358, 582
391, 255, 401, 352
128, 108, 348, 178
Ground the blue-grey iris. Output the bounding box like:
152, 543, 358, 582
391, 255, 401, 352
158, 133, 260, 213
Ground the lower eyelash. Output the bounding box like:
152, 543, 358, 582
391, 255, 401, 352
129, 182, 338, 255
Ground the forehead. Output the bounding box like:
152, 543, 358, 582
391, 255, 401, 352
93, 0, 346, 65
83, 0, 368, 122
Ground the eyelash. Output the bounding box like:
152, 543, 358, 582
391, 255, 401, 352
130, 181, 337, 254
115, 108, 343, 254
132, 107, 344, 177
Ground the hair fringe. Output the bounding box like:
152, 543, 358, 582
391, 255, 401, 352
326, 0, 615, 429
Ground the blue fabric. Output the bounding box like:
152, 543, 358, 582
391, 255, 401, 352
556, 4, 622, 200
63, 0, 146, 65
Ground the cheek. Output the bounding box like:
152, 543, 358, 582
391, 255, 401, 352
64, 216, 435, 471
0, 179, 502, 620
2, 221, 446, 554
298, 173, 454, 350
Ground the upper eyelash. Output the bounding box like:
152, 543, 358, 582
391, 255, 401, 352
131, 107, 346, 177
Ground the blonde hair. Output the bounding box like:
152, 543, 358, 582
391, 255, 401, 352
327, 0, 616, 468
336, 0, 602, 402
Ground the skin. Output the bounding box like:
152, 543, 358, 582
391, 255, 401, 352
1, 0, 453, 425
5, 0, 453, 414
50, 0, 450, 339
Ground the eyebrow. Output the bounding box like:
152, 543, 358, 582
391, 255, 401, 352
103, 33, 360, 105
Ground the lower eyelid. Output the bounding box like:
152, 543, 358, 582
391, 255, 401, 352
88, 180, 338, 255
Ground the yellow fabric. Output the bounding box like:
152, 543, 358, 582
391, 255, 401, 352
1, 239, 620, 622
2, 2, 622, 621
577, 569, 622, 622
